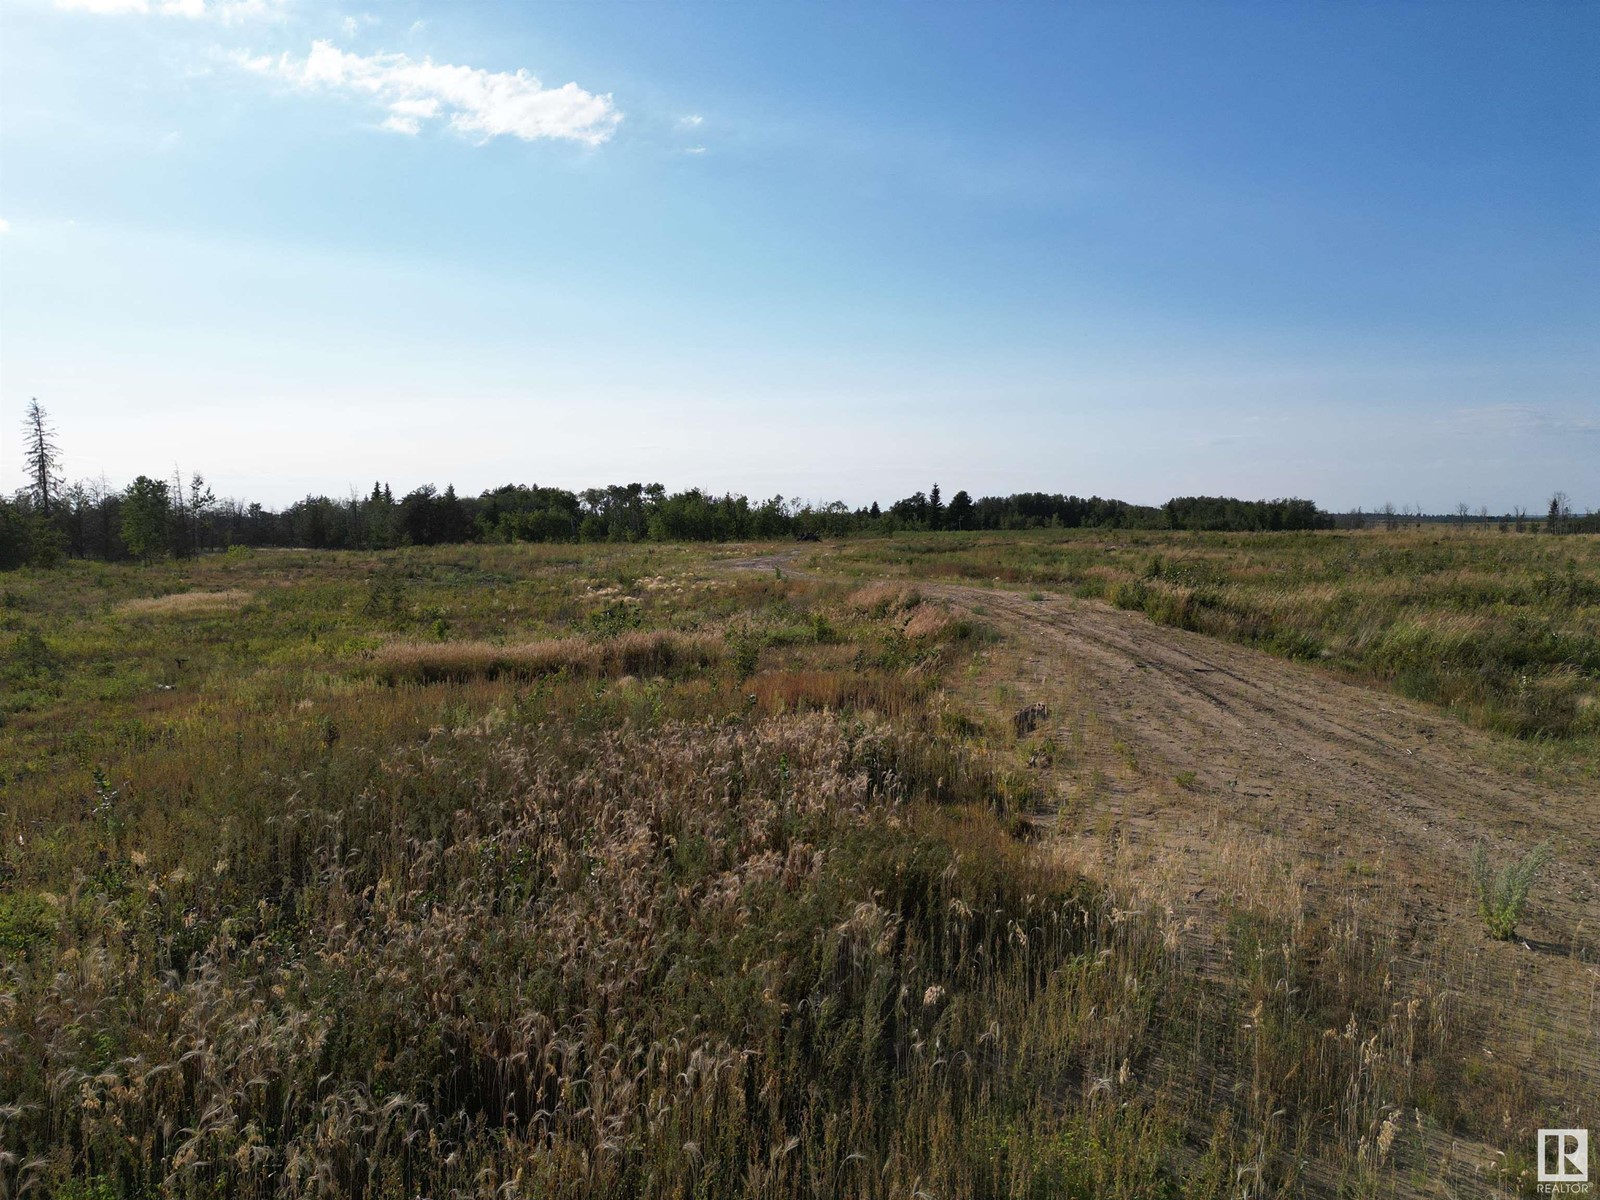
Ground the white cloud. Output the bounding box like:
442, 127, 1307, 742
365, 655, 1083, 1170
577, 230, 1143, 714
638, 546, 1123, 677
56, 0, 149, 10
676, 113, 703, 128
683, 145, 706, 155
56, 0, 286, 20
0, 218, 10, 235
236, 40, 621, 145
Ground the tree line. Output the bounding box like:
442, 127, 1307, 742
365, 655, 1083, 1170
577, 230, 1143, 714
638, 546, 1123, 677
5, 401, 1589, 568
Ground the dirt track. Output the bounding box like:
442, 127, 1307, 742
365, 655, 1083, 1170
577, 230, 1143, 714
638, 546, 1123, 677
925, 583, 1599, 1123
728, 553, 1597, 950
935, 585, 1597, 951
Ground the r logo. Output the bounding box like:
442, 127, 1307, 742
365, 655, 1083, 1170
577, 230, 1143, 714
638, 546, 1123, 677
1540, 1129, 1590, 1184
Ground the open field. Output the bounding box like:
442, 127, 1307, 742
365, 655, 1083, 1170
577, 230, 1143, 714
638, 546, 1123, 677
818, 528, 1600, 746
2, 531, 1596, 1197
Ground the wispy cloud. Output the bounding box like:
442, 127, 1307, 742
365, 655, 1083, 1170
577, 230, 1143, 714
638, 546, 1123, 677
235, 40, 622, 145
1451, 404, 1599, 437
0, 218, 11, 235
56, 0, 285, 20
676, 113, 703, 129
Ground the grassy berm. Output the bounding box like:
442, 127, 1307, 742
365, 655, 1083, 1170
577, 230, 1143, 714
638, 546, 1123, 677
0, 536, 1593, 1197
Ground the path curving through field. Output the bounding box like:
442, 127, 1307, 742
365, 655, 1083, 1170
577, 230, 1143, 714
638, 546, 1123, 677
936, 585, 1597, 944
928, 583, 1599, 1121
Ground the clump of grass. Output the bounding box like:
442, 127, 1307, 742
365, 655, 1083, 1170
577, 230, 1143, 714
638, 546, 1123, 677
902, 601, 957, 641
845, 582, 921, 617
115, 589, 253, 616
1469, 841, 1552, 939
372, 629, 722, 683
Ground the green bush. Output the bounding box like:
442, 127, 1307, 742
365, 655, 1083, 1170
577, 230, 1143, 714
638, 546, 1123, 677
725, 624, 764, 677
0, 892, 57, 955
4, 630, 62, 682
1470, 841, 1551, 939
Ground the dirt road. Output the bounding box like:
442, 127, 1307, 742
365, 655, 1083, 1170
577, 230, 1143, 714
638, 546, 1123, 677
928, 583, 1599, 1122
936, 585, 1597, 949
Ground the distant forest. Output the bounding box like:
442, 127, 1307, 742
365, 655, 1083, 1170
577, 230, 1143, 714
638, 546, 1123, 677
4, 401, 1594, 568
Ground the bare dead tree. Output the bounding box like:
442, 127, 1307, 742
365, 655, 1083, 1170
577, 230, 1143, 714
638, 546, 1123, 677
21, 399, 62, 516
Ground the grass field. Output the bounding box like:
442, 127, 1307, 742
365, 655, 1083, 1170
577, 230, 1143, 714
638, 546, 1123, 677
2, 531, 1595, 1197
824, 527, 1600, 749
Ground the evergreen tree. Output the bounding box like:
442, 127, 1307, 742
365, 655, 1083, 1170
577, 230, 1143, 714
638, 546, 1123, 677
947, 489, 974, 530
122, 476, 172, 562
928, 482, 944, 530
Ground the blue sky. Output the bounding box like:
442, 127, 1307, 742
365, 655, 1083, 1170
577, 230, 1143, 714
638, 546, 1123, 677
1, 0, 1595, 511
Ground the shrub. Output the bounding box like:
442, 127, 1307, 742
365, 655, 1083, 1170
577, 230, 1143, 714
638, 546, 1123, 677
4, 629, 62, 682
586, 601, 644, 639
0, 891, 58, 956
1470, 841, 1552, 939
725, 624, 763, 678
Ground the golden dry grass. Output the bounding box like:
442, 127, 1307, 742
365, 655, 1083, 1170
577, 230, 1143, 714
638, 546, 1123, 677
114, 588, 253, 616
901, 602, 954, 641
845, 582, 921, 616
747, 668, 919, 717
371, 628, 722, 683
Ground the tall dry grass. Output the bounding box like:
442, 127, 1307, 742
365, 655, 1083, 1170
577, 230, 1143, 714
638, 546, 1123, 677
114, 589, 253, 616
370, 629, 722, 684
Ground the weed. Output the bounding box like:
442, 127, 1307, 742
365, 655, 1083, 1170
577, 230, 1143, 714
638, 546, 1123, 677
1470, 841, 1552, 939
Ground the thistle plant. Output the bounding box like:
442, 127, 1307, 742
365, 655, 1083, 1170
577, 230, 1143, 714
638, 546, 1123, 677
1470, 841, 1552, 940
